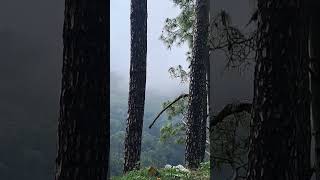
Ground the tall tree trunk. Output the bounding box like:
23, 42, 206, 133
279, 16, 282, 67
199, 65, 208, 162
308, 1, 320, 179
247, 0, 311, 179
185, 0, 209, 169
297, 2, 312, 179
123, 0, 147, 173
208, 3, 215, 178
55, 1, 108, 180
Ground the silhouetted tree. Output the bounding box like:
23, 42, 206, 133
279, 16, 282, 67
123, 0, 148, 173
247, 0, 311, 179
55, 1, 109, 180
185, 0, 209, 169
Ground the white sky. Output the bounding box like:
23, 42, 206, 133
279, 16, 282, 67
110, 0, 189, 96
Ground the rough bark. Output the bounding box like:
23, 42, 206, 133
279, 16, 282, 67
123, 0, 147, 173
185, 0, 209, 169
247, 1, 311, 179
199, 68, 208, 162
308, 1, 320, 179
55, 1, 108, 180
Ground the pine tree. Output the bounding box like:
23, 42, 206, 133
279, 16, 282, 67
247, 0, 311, 179
123, 0, 148, 173
55, 1, 109, 179
185, 0, 209, 169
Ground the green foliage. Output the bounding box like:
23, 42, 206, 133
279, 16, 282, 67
112, 161, 210, 180
160, 0, 194, 84
160, 0, 195, 50
160, 122, 185, 144
159, 95, 251, 177
160, 0, 256, 82
168, 65, 189, 83
159, 0, 254, 147
159, 95, 188, 144
157, 0, 254, 178
110, 91, 185, 177
162, 97, 188, 120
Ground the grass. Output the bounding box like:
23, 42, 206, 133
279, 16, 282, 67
111, 162, 209, 180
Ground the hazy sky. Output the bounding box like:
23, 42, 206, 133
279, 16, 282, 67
111, 0, 255, 111
110, 0, 189, 96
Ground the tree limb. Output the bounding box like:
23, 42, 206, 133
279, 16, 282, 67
149, 93, 189, 129
210, 102, 252, 130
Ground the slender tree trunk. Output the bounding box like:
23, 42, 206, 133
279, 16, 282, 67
308, 1, 320, 179
247, 1, 311, 179
55, 1, 108, 180
123, 0, 147, 173
185, 0, 209, 169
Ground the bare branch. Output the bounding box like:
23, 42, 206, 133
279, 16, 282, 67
149, 93, 189, 128
210, 103, 252, 130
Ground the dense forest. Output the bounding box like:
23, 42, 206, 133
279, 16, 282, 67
1, 0, 320, 180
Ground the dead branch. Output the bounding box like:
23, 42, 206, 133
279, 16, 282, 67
149, 93, 189, 129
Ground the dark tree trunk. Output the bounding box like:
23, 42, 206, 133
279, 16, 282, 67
247, 1, 311, 180
308, 1, 320, 179
55, 1, 108, 180
123, 0, 147, 173
199, 71, 208, 162
185, 0, 209, 169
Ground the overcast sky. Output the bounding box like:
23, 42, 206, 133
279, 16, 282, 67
111, 0, 190, 96
111, 0, 255, 111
